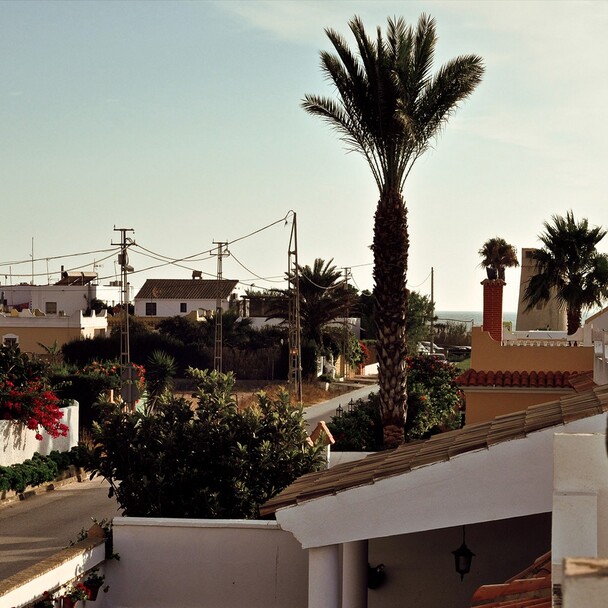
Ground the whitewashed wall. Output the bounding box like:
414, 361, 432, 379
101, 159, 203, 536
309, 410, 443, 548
105, 518, 308, 608
0, 402, 78, 466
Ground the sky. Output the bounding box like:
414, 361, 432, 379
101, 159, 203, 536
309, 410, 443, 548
1, 0, 607, 313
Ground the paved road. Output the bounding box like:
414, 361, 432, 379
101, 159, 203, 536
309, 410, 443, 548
303, 384, 378, 431
0, 477, 119, 581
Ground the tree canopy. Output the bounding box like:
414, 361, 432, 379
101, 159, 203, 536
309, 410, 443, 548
523, 211, 608, 334
478, 237, 519, 280
90, 369, 322, 518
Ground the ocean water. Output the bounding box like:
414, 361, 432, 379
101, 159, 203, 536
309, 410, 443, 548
436, 311, 517, 327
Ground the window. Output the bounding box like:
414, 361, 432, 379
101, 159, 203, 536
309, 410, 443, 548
145, 302, 157, 316
2, 334, 19, 347
180, 303, 187, 313
45, 301, 58, 314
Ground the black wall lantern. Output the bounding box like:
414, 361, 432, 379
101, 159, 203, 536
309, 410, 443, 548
452, 526, 475, 581
367, 563, 386, 589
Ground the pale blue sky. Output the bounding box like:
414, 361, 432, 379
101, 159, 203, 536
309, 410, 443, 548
1, 0, 607, 312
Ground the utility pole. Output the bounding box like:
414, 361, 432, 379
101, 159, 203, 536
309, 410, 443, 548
112, 227, 137, 410
212, 241, 230, 373
287, 213, 302, 405
341, 267, 351, 378
430, 267, 435, 354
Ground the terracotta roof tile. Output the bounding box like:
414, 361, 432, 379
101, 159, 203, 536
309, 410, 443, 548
457, 369, 592, 389
134, 279, 238, 301
471, 551, 551, 607
260, 385, 608, 516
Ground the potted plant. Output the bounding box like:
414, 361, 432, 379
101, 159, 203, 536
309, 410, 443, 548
84, 567, 109, 600
61, 582, 89, 607
478, 237, 519, 280
33, 591, 55, 608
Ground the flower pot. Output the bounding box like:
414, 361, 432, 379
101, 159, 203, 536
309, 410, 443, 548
61, 598, 78, 608
86, 583, 102, 600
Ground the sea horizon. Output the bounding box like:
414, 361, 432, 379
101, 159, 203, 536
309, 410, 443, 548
436, 310, 517, 327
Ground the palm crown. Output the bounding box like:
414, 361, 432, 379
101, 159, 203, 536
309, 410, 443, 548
524, 211, 608, 334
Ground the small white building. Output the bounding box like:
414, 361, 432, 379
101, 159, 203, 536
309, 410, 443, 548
134, 278, 238, 318
0, 272, 121, 316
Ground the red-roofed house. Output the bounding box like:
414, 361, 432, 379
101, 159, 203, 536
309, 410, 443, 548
133, 278, 238, 318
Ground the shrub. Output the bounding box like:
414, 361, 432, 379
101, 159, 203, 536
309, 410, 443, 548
90, 369, 323, 518
329, 355, 464, 450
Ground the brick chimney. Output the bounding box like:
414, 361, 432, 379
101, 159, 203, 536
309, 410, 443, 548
482, 278, 505, 342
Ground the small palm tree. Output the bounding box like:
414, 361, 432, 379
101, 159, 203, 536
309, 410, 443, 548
145, 350, 177, 414
478, 237, 519, 280
523, 211, 608, 334
304, 15, 484, 447
266, 258, 357, 377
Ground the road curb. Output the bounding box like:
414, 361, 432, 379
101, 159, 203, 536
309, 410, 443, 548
0, 474, 82, 510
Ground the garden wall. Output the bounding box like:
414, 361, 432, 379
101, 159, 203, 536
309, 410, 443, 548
104, 517, 308, 608
0, 402, 78, 466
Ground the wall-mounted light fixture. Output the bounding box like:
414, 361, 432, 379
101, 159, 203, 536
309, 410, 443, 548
452, 526, 475, 581
367, 563, 386, 589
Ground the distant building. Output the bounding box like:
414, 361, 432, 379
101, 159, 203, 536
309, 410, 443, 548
0, 308, 108, 354
133, 278, 238, 318
0, 272, 121, 317
516, 248, 567, 331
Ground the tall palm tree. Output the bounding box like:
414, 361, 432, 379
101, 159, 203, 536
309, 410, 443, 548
479, 237, 519, 280
303, 15, 484, 447
524, 211, 608, 335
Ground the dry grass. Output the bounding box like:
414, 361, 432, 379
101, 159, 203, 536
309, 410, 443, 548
236, 382, 357, 410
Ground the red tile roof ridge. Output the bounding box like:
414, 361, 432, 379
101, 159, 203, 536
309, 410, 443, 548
457, 369, 592, 389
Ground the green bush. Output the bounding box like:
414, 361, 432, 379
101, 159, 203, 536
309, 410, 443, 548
328, 355, 464, 451
90, 369, 323, 518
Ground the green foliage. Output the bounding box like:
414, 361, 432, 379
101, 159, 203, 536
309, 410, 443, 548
524, 211, 608, 334
433, 321, 471, 347
405, 355, 463, 440
266, 258, 357, 377
49, 361, 121, 431
329, 355, 463, 450
406, 291, 435, 355
145, 350, 177, 414
90, 370, 323, 518
478, 237, 519, 279
0, 450, 80, 493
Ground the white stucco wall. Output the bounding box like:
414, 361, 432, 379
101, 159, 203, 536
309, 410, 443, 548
105, 517, 308, 608
0, 403, 78, 466
133, 298, 223, 317
1, 284, 121, 315
552, 432, 608, 595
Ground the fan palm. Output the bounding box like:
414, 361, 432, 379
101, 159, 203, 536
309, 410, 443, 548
303, 15, 484, 447
479, 237, 519, 280
524, 211, 608, 335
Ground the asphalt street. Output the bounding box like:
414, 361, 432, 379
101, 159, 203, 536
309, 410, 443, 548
0, 477, 119, 581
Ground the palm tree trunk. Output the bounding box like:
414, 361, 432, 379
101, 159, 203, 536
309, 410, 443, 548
372, 188, 408, 448
566, 306, 582, 336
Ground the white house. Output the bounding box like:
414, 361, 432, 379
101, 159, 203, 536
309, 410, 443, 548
133, 278, 238, 318
0, 272, 122, 316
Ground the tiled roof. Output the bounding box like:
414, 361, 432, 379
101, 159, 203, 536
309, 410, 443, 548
134, 279, 238, 301
260, 384, 608, 516
471, 551, 551, 607
456, 369, 592, 389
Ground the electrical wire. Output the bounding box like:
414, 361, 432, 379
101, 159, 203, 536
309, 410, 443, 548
0, 247, 120, 268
